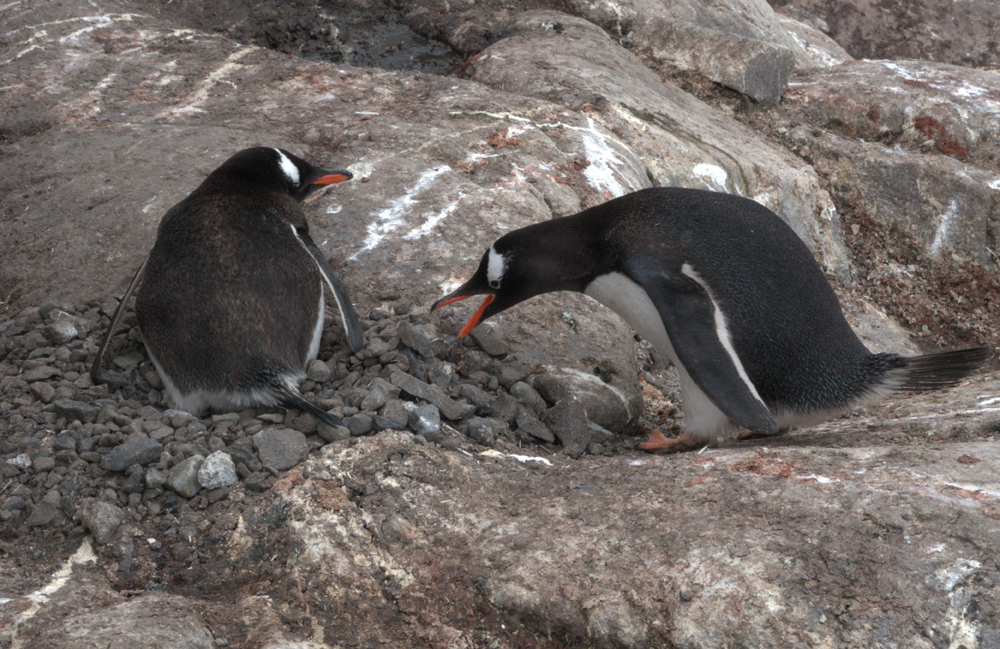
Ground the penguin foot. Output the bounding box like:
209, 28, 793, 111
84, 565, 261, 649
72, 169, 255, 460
638, 430, 703, 453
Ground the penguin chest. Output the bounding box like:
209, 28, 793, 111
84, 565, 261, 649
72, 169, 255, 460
584, 272, 733, 439
585, 273, 679, 365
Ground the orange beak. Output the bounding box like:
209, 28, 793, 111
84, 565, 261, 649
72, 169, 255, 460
312, 172, 352, 185
431, 293, 496, 338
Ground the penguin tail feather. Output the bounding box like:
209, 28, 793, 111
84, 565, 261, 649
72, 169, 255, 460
879, 347, 992, 393
275, 384, 346, 429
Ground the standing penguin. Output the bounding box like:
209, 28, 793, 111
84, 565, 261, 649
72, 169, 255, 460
432, 187, 991, 451
91, 147, 364, 427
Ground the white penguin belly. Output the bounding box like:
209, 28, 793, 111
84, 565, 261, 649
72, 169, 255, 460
585, 272, 734, 442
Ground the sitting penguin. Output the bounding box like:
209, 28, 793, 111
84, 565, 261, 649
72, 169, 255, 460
92, 147, 363, 428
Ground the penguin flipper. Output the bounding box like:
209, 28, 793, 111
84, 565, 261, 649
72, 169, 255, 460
635, 267, 777, 435
275, 384, 346, 430
298, 235, 365, 354
90, 256, 148, 384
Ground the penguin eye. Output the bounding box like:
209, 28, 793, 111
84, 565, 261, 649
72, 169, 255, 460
489, 280, 501, 289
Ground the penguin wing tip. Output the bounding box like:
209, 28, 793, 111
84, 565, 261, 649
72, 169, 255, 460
347, 329, 364, 355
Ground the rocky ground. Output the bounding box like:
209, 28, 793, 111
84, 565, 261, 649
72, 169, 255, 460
2, 0, 1000, 647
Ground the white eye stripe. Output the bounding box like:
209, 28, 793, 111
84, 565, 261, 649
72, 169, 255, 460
274, 148, 300, 185
487, 246, 506, 286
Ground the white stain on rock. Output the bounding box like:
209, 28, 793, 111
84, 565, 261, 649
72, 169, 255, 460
693, 163, 729, 190
351, 166, 450, 258
157, 46, 256, 118
9, 540, 97, 649
403, 194, 463, 240
561, 117, 644, 198
930, 199, 958, 258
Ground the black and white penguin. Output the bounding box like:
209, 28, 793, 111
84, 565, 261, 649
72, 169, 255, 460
432, 187, 991, 451
91, 147, 363, 428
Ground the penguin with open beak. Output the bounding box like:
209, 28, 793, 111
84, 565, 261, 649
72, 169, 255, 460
91, 147, 364, 428
432, 187, 991, 451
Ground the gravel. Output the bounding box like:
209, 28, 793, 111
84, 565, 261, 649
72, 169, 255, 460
390, 371, 468, 420
0, 292, 620, 552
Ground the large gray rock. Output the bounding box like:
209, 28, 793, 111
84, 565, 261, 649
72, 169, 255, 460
775, 12, 852, 66
264, 397, 1000, 648
25, 591, 215, 649
774, 61, 1000, 270
407, 0, 819, 97
770, 0, 1000, 66
467, 12, 851, 280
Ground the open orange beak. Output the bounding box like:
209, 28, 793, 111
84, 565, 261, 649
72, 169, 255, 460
312, 170, 353, 185
431, 293, 495, 338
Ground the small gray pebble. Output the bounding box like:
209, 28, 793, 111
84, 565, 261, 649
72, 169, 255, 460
7, 454, 31, 469
167, 455, 205, 498
29, 381, 56, 404
344, 413, 373, 437
317, 422, 351, 442
102, 438, 164, 473
253, 428, 309, 471
407, 404, 441, 442
145, 467, 168, 489
78, 500, 124, 544
467, 417, 505, 446
32, 456, 56, 472
510, 381, 547, 416
360, 389, 387, 412
375, 400, 408, 430
198, 451, 239, 490
307, 359, 332, 383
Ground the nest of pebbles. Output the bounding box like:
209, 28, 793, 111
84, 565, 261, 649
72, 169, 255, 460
0, 291, 655, 547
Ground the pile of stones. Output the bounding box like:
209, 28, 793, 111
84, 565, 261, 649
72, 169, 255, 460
0, 291, 639, 544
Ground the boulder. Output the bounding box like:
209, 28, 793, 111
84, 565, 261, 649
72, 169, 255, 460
769, 0, 1000, 66
466, 12, 852, 279
774, 60, 1000, 270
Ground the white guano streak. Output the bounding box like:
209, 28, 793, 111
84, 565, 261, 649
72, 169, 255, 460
403, 194, 463, 240
560, 117, 643, 198
351, 166, 450, 259
9, 540, 96, 649
929, 199, 958, 258
692, 163, 729, 190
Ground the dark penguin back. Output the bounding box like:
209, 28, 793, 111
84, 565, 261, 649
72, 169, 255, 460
594, 188, 880, 413
136, 179, 321, 393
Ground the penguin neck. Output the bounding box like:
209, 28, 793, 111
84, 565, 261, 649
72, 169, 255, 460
511, 212, 612, 295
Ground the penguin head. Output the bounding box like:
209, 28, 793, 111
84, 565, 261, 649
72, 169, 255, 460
431, 224, 596, 336
213, 147, 353, 201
